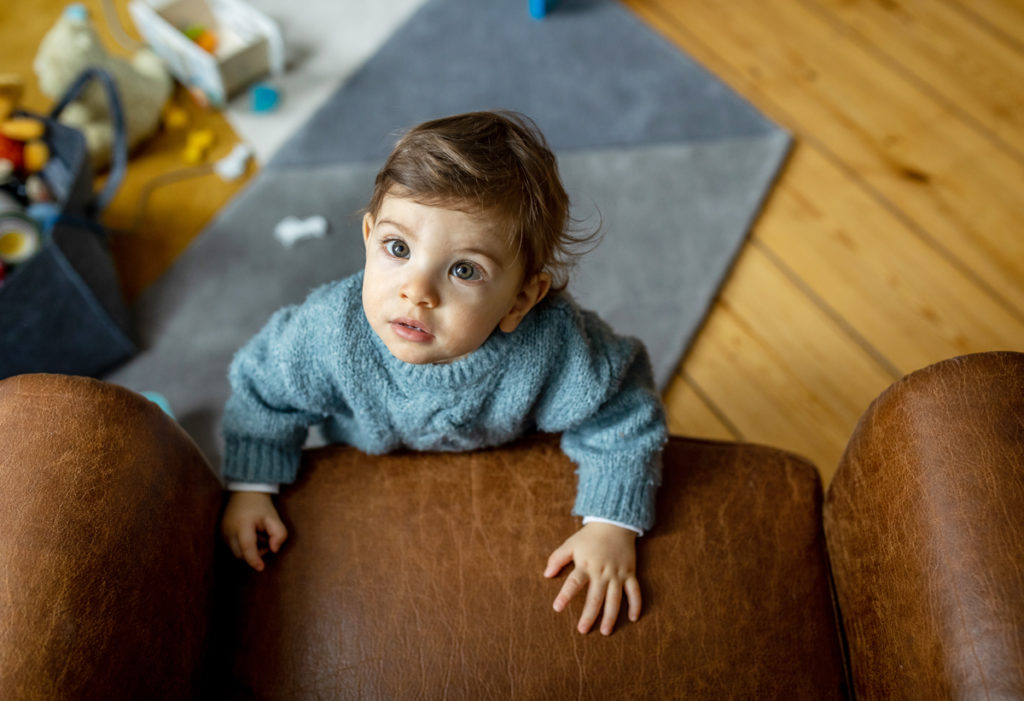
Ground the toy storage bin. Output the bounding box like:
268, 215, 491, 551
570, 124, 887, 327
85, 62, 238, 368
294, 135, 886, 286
129, 0, 284, 108
0, 69, 135, 380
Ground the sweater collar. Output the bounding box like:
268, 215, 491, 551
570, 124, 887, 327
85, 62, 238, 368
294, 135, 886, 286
360, 305, 512, 388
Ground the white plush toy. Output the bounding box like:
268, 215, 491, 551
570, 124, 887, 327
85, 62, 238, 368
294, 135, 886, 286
33, 4, 173, 170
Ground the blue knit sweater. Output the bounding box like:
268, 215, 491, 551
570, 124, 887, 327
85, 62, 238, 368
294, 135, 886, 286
221, 272, 667, 531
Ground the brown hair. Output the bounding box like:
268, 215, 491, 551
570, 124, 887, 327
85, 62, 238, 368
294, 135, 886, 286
366, 111, 597, 290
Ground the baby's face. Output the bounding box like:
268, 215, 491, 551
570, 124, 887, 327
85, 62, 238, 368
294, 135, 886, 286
362, 194, 547, 365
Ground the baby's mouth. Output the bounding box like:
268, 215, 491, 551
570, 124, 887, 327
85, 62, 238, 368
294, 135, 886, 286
390, 317, 434, 342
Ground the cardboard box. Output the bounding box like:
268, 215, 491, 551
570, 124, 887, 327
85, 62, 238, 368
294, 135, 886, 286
129, 0, 284, 107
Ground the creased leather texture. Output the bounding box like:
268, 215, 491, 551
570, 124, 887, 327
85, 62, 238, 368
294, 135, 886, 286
212, 435, 845, 699
824, 352, 1024, 699
0, 374, 222, 700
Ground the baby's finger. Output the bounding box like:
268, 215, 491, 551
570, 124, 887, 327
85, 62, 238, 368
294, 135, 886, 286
577, 578, 606, 634
544, 543, 574, 578
238, 527, 265, 572
553, 569, 587, 613
265, 517, 288, 553
625, 576, 642, 622
600, 581, 623, 636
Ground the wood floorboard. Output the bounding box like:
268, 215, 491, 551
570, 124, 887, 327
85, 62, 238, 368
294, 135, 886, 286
941, 0, 1024, 54
631, 0, 1024, 479
804, 0, 1024, 162
628, 0, 1024, 315
662, 377, 739, 443
684, 246, 897, 480
757, 144, 1024, 374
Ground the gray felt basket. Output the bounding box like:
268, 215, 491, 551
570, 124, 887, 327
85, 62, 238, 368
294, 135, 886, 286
0, 68, 135, 380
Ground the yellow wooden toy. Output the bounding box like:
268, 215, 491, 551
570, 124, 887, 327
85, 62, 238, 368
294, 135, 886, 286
0, 76, 51, 178
0, 118, 45, 142
23, 141, 50, 174
0, 215, 41, 265
183, 128, 216, 164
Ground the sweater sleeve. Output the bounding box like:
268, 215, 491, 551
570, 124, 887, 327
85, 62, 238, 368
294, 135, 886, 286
221, 291, 343, 485
534, 305, 667, 532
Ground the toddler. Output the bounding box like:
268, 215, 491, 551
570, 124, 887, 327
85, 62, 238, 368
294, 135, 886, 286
220, 111, 667, 636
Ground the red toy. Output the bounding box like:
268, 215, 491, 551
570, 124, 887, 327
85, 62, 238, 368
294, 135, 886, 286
0, 133, 24, 172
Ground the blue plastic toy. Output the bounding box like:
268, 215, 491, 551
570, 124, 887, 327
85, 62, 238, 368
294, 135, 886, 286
250, 82, 281, 113
529, 0, 554, 19
141, 391, 175, 419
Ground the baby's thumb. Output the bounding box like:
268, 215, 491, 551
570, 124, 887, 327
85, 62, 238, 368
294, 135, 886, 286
544, 543, 573, 578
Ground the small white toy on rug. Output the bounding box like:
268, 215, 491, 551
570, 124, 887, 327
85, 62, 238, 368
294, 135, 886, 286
274, 215, 329, 248
213, 142, 253, 181
33, 4, 173, 170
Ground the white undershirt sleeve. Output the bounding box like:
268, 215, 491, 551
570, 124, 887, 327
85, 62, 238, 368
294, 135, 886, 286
582, 515, 643, 537
226, 481, 281, 494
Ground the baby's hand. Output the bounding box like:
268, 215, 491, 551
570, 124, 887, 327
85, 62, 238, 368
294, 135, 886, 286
221, 491, 288, 572
544, 522, 641, 635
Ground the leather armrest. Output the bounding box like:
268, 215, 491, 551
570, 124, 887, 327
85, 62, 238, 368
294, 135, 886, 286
824, 352, 1024, 698
0, 374, 222, 699
215, 435, 846, 698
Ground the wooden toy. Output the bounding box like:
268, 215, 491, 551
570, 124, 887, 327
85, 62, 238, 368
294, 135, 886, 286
162, 104, 190, 130
183, 128, 216, 164
0, 214, 41, 265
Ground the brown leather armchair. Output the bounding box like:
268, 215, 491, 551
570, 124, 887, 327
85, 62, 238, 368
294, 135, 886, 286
1, 352, 1021, 699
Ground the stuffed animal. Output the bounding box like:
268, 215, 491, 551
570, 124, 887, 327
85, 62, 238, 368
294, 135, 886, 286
33, 4, 173, 170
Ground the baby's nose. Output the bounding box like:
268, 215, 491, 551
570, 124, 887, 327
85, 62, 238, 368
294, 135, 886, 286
400, 274, 439, 308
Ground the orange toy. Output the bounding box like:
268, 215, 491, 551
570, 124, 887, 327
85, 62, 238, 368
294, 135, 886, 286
0, 76, 49, 176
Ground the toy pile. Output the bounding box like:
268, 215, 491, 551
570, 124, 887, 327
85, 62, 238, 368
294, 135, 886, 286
34, 3, 173, 171
0, 75, 61, 290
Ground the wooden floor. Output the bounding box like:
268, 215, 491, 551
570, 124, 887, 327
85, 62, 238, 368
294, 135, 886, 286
628, 0, 1024, 483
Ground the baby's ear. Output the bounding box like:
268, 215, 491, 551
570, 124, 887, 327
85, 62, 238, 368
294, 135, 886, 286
499, 273, 552, 333
362, 213, 374, 245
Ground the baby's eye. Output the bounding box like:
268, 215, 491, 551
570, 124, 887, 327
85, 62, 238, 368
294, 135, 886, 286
385, 239, 410, 258
451, 262, 481, 281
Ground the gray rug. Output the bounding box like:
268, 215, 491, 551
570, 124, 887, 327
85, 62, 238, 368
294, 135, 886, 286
109, 0, 790, 467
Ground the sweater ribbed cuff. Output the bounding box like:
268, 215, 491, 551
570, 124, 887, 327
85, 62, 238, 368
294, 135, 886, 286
222, 436, 301, 484
572, 468, 659, 533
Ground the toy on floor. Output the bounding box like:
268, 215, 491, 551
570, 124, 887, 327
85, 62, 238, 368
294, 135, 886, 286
0, 134, 24, 174
529, 0, 557, 19
183, 128, 216, 164
1, 119, 50, 174
24, 175, 52, 204
0, 214, 41, 266
33, 4, 173, 171
141, 391, 176, 419
274, 215, 329, 248
162, 104, 190, 130
183, 24, 219, 54
129, 0, 285, 109
213, 142, 252, 181
0, 78, 52, 277
0, 76, 51, 178
249, 81, 280, 113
